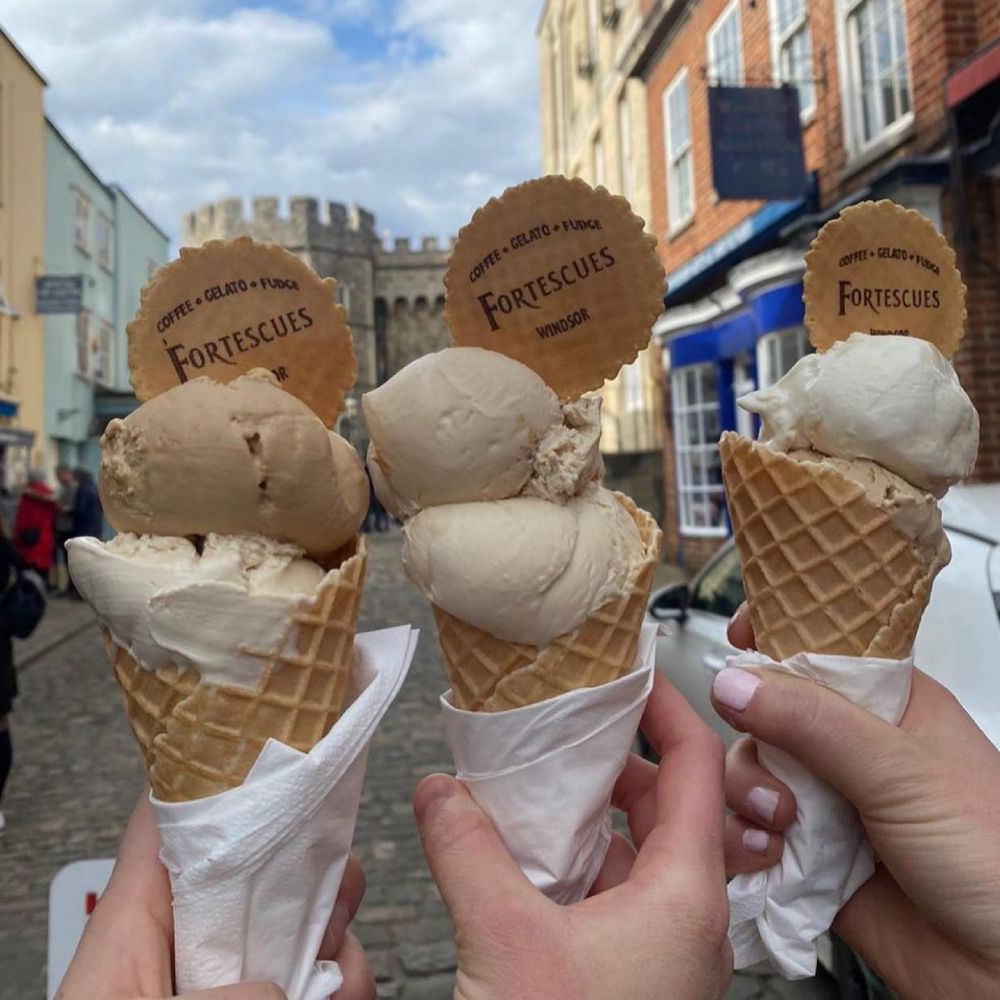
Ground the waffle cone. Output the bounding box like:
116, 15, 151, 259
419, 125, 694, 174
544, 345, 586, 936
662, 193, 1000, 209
433, 493, 662, 712
106, 536, 367, 802
719, 433, 949, 661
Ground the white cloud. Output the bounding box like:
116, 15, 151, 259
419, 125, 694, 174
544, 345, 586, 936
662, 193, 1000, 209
1, 0, 541, 244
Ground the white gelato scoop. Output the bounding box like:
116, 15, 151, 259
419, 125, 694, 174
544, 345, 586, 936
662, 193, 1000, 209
739, 333, 979, 497
364, 347, 603, 515
401, 487, 642, 647
67, 533, 330, 690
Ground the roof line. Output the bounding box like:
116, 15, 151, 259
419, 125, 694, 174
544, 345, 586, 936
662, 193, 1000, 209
0, 25, 47, 85
109, 183, 171, 242
45, 117, 110, 195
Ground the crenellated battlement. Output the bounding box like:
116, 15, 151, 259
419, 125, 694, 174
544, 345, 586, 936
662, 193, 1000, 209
181, 195, 380, 247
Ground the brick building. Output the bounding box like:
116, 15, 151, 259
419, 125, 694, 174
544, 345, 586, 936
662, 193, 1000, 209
616, 0, 1000, 568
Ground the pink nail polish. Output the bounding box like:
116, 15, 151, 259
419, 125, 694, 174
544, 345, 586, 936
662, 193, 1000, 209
747, 786, 780, 824
713, 668, 761, 711
743, 828, 770, 854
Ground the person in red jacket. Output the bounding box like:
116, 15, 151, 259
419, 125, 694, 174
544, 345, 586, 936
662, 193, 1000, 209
13, 472, 57, 575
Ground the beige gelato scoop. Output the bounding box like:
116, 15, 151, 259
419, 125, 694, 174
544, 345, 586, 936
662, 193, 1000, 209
100, 369, 367, 557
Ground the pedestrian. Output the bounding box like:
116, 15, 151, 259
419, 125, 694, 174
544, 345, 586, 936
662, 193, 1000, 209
71, 468, 103, 540
12, 470, 57, 576
0, 525, 22, 834
53, 465, 76, 594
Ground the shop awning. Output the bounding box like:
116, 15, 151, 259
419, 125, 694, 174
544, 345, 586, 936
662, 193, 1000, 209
947, 37, 1000, 108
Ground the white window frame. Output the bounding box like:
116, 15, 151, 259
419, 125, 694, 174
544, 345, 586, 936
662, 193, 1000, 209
621, 358, 644, 413
94, 319, 114, 387
755, 326, 811, 390
74, 192, 91, 253
838, 0, 913, 157
672, 363, 727, 537
664, 69, 695, 234
707, 0, 744, 86
76, 308, 92, 378
96, 212, 114, 271
592, 130, 605, 187
617, 88, 633, 203
769, 0, 816, 120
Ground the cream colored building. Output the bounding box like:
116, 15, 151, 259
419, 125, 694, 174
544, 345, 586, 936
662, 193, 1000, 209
537, 0, 663, 483
0, 29, 46, 486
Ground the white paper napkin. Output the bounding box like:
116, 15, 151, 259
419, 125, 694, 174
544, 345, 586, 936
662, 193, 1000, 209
440, 623, 657, 905
151, 625, 418, 1000
726, 649, 913, 979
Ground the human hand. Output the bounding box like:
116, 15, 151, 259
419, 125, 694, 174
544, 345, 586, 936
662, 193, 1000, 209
717, 605, 1000, 998
414, 674, 739, 1000
57, 793, 374, 1000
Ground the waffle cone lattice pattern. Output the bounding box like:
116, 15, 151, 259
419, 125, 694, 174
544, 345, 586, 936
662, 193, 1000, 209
434, 492, 662, 712
108, 536, 367, 802
720, 433, 948, 661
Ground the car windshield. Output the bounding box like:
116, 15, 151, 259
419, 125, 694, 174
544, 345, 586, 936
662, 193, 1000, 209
690, 545, 745, 619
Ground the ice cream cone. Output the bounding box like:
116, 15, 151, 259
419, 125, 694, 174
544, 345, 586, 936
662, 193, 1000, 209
719, 433, 949, 661
432, 493, 661, 712
107, 537, 367, 802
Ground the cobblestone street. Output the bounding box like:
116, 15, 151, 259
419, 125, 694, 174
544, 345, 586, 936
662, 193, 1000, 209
0, 532, 836, 1000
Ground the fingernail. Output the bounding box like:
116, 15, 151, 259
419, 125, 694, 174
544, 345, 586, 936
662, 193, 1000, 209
728, 602, 747, 627
747, 786, 780, 824
413, 773, 455, 827
713, 667, 761, 711
743, 827, 771, 854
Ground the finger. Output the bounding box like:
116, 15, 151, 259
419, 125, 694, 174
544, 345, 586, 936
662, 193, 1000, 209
724, 738, 796, 832
610, 753, 658, 849
711, 666, 908, 813
180, 983, 287, 999
588, 832, 636, 895
338, 855, 366, 922
629, 675, 726, 885
723, 815, 783, 876
726, 602, 754, 651
413, 773, 539, 923
57, 792, 174, 999
331, 931, 377, 1000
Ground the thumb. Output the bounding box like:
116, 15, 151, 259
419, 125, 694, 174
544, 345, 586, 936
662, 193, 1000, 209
413, 774, 537, 922
711, 666, 906, 813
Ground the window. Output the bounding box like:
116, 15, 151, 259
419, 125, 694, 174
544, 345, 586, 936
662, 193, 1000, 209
76, 309, 92, 377
772, 0, 815, 117
96, 213, 114, 271
664, 70, 694, 231
336, 282, 351, 314
592, 131, 605, 187
707, 1, 743, 86
94, 320, 113, 386
587, 0, 599, 66
756, 327, 811, 389
74, 193, 91, 253
618, 89, 633, 202
550, 32, 566, 167
842, 0, 911, 151
672, 364, 726, 535
560, 10, 575, 121
621, 359, 644, 413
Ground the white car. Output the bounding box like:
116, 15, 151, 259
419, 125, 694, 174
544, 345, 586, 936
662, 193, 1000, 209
647, 483, 1000, 749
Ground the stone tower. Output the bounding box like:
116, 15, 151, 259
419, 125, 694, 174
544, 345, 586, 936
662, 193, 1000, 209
180, 197, 452, 405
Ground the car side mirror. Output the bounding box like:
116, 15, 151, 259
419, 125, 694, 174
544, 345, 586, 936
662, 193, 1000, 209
649, 583, 689, 623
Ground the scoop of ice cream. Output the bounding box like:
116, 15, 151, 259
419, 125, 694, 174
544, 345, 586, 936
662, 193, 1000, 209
522, 394, 604, 503
100, 370, 367, 556
67, 532, 329, 689
364, 347, 604, 515
739, 333, 979, 497
786, 449, 948, 566
401, 487, 642, 647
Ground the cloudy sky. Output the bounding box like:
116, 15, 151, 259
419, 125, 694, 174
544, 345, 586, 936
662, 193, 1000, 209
3, 0, 542, 245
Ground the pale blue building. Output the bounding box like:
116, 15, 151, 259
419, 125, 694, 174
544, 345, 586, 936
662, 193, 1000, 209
43, 118, 168, 485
